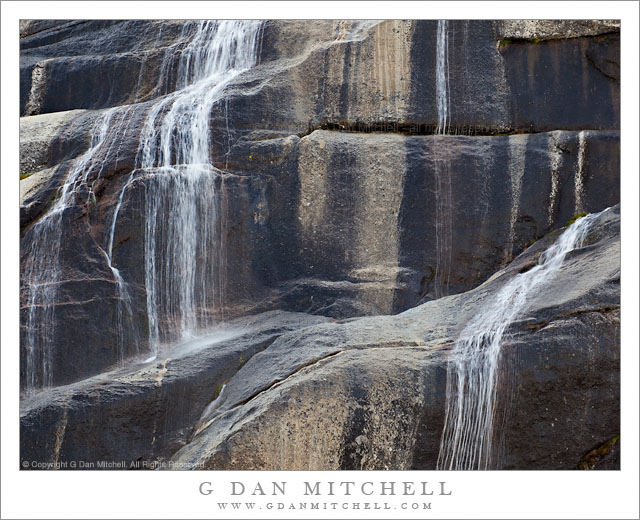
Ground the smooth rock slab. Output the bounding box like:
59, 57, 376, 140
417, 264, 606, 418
171, 206, 619, 470
21, 20, 619, 133
228, 129, 619, 316
19, 125, 619, 387
20, 311, 330, 469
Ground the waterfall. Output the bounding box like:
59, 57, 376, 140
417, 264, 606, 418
22, 20, 263, 392
575, 130, 587, 213
435, 20, 451, 135
134, 20, 262, 358
547, 132, 562, 227
437, 209, 606, 470
106, 170, 140, 363
433, 20, 453, 298
21, 108, 122, 394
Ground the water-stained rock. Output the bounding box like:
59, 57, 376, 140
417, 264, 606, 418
20, 311, 330, 468
171, 206, 619, 470
18, 20, 620, 470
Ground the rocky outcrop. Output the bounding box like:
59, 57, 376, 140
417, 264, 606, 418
498, 20, 619, 41
20, 21, 188, 115
231, 128, 619, 317
20, 20, 619, 131
20, 109, 101, 226
20, 117, 619, 387
170, 206, 620, 470
19, 110, 93, 177
19, 20, 620, 469
21, 207, 620, 470
20, 311, 330, 468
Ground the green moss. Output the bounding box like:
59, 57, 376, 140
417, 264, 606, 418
20, 172, 34, 180
498, 39, 512, 48
531, 37, 540, 44
577, 435, 619, 469
566, 212, 588, 226
212, 383, 224, 400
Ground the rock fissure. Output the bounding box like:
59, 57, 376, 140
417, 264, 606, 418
222, 350, 344, 412
297, 121, 617, 139
523, 305, 620, 333
585, 53, 620, 83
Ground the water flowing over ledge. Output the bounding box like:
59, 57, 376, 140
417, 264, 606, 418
437, 209, 608, 470
22, 20, 263, 394
19, 20, 620, 471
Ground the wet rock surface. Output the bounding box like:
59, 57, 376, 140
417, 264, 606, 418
19, 120, 620, 385
171, 206, 619, 470
20, 311, 329, 468
19, 20, 620, 469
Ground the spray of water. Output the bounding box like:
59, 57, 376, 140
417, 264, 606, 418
437, 209, 606, 469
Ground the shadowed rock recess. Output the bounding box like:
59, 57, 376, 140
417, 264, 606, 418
20, 20, 619, 470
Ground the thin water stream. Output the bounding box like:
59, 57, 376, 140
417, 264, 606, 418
437, 210, 606, 469
22, 20, 263, 393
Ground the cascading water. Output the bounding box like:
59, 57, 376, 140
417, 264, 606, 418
575, 130, 587, 214
22, 20, 263, 392
433, 19, 453, 298
547, 132, 562, 227
435, 20, 451, 136
132, 20, 262, 358
21, 107, 123, 394
437, 210, 606, 470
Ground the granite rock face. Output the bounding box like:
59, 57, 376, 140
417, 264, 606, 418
20, 311, 330, 468
21, 208, 620, 470
19, 20, 620, 469
498, 20, 619, 41
231, 129, 619, 317
170, 206, 620, 470
20, 121, 619, 385
20, 20, 620, 131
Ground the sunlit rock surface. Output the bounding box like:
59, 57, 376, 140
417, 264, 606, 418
170, 206, 619, 470
19, 20, 620, 469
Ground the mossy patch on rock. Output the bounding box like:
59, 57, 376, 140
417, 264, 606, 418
566, 212, 588, 226
577, 435, 619, 469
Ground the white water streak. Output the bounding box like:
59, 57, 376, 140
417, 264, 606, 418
433, 20, 453, 298
135, 20, 262, 359
24, 20, 262, 391
575, 130, 587, 214
105, 176, 141, 362
22, 108, 120, 394
435, 20, 451, 136
437, 209, 606, 470
547, 133, 562, 227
